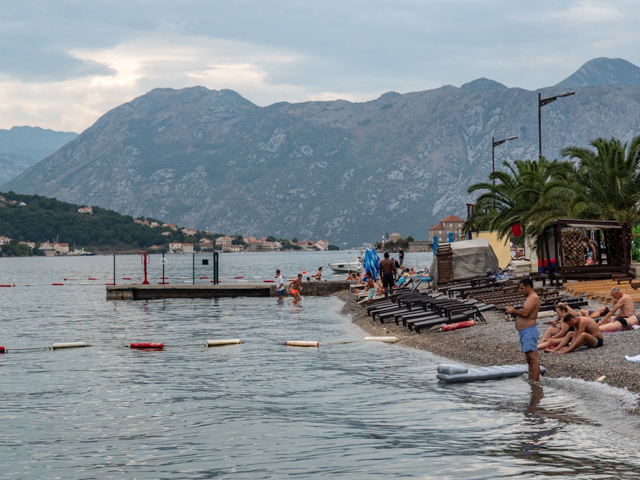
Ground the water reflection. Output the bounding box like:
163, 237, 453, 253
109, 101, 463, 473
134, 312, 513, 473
1, 255, 640, 479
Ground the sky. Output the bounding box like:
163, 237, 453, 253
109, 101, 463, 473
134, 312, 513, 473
2, 0, 640, 133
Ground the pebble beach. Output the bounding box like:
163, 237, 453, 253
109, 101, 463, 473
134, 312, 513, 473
338, 289, 640, 404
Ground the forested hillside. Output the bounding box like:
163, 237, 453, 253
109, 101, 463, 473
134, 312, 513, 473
0, 191, 187, 250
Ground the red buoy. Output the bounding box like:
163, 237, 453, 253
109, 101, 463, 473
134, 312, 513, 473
130, 342, 164, 349
263, 280, 275, 282
234, 276, 244, 279
88, 278, 97, 280
105, 282, 115, 286
0, 346, 5, 354
200, 276, 208, 279
52, 283, 64, 286
122, 277, 132, 280
0, 284, 12, 287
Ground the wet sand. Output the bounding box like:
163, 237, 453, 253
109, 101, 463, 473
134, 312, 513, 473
337, 290, 640, 403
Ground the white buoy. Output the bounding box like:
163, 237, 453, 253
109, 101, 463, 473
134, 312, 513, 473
363, 336, 399, 343
207, 339, 243, 347
285, 341, 320, 347
52, 342, 88, 349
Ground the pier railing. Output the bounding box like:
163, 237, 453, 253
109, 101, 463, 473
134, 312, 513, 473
111, 252, 219, 286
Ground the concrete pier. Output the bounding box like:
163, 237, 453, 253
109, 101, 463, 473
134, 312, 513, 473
106, 281, 353, 300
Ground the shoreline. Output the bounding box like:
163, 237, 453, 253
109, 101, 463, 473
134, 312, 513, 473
337, 290, 640, 406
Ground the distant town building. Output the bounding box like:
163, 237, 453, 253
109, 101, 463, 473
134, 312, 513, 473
168, 242, 194, 254
428, 214, 465, 244
39, 242, 69, 256
199, 239, 214, 250
295, 240, 317, 251
163, 223, 178, 231
216, 236, 233, 247
389, 233, 403, 243
18, 202, 26, 207
78, 207, 93, 214
182, 228, 198, 236
314, 239, 330, 251
20, 241, 35, 249
0, 236, 11, 245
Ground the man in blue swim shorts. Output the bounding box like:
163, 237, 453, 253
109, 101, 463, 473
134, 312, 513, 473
506, 279, 541, 381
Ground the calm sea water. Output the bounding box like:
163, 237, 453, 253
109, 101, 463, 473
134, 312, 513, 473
1, 252, 640, 479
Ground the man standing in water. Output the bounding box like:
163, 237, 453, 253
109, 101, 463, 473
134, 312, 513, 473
505, 278, 541, 381
288, 273, 303, 301
275, 269, 285, 300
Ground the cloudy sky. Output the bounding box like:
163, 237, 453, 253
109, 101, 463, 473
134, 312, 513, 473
2, 0, 639, 133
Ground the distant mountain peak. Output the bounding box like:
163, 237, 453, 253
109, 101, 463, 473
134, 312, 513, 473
555, 57, 640, 89
460, 78, 507, 93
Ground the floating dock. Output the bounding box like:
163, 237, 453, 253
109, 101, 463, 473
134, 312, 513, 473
106, 281, 352, 300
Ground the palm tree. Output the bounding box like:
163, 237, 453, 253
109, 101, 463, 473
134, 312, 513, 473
557, 136, 640, 225
465, 158, 556, 241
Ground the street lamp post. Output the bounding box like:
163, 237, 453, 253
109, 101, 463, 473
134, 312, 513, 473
492, 136, 518, 185
538, 91, 575, 159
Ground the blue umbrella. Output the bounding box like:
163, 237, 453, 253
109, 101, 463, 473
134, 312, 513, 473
364, 247, 380, 279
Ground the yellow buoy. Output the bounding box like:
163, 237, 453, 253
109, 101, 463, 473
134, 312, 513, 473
207, 339, 243, 347
284, 341, 320, 347
52, 342, 88, 349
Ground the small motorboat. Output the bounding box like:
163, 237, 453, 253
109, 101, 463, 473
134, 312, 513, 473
328, 256, 363, 273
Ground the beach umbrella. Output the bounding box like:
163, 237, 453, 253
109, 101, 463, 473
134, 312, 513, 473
364, 247, 380, 279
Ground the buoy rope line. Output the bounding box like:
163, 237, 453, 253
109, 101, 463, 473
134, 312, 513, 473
0, 337, 401, 354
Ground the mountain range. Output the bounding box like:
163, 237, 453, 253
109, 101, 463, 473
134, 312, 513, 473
0, 126, 77, 184
4, 57, 640, 245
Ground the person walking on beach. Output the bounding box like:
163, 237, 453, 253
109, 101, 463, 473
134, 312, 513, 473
506, 278, 541, 382
275, 269, 285, 300
379, 252, 396, 299
288, 274, 303, 301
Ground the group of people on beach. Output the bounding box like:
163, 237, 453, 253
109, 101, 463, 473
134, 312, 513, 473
506, 280, 640, 382
350, 251, 430, 303
537, 287, 640, 352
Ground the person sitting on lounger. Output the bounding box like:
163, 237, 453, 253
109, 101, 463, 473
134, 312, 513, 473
578, 306, 610, 319
599, 312, 640, 331
537, 303, 577, 351
554, 313, 604, 354
364, 272, 376, 304
598, 288, 634, 325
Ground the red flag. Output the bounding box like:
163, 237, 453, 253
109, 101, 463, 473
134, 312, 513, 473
511, 223, 522, 237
